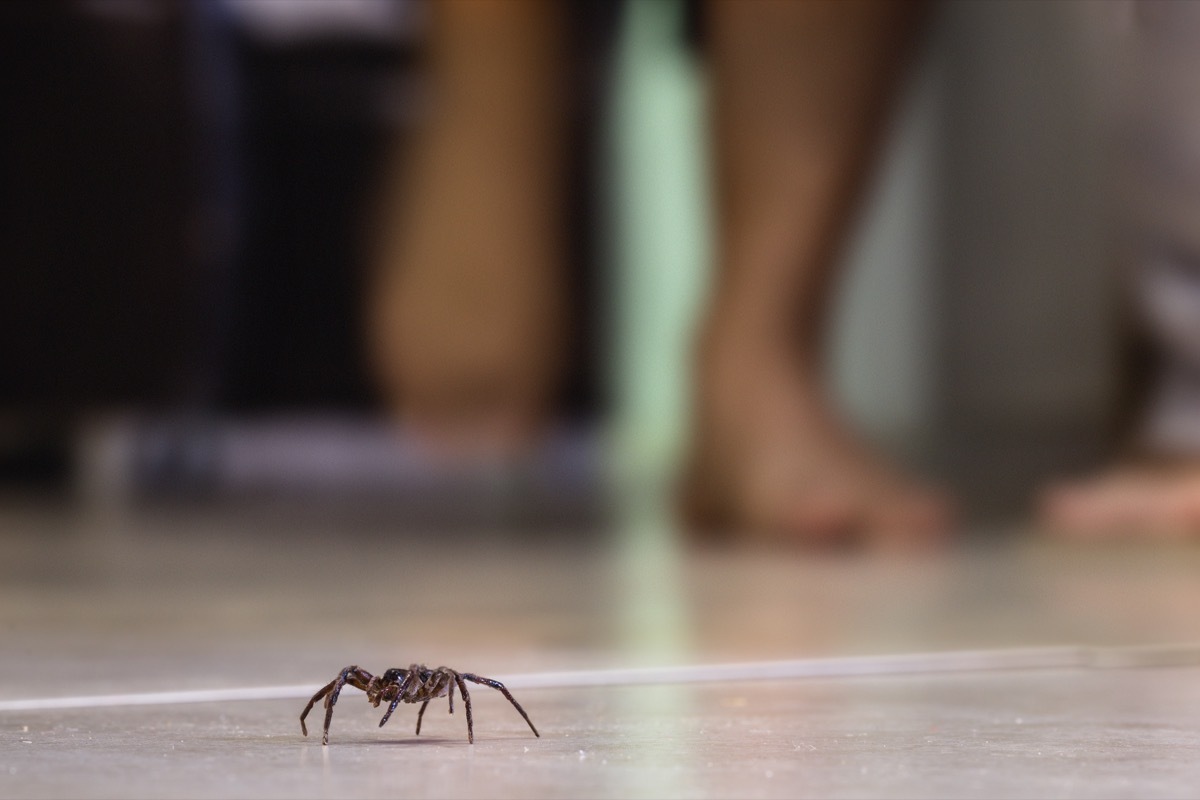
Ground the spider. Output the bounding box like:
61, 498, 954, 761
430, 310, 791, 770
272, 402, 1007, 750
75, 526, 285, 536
300, 664, 540, 745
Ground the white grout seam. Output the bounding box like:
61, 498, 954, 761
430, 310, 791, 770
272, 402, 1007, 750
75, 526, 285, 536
2, 644, 1199, 713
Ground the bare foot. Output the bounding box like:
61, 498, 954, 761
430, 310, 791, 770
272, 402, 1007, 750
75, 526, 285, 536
1040, 458, 1200, 539
682, 329, 952, 548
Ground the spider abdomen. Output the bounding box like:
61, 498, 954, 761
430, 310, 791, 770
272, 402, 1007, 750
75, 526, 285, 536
393, 666, 451, 703
405, 682, 450, 701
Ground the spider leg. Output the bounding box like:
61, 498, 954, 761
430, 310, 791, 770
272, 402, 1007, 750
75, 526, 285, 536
300, 678, 337, 737
461, 673, 539, 737
454, 675, 474, 744
322, 666, 373, 746
414, 699, 430, 734
378, 672, 414, 729
417, 672, 454, 734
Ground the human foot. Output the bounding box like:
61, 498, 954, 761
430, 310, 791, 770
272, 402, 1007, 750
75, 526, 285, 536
1039, 457, 1200, 538
682, 336, 951, 548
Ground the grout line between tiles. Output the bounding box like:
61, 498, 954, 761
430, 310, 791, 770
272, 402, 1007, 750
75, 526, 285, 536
3, 643, 1199, 713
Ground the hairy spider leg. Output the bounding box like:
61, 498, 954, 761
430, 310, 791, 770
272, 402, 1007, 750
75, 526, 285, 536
377, 671, 415, 728
454, 675, 475, 744
322, 666, 373, 745
414, 699, 431, 734
461, 673, 540, 737
301, 666, 373, 741
416, 673, 458, 735
414, 671, 455, 734
299, 678, 338, 738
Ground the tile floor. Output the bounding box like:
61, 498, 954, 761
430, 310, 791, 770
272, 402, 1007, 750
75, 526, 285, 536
2, 504, 1200, 798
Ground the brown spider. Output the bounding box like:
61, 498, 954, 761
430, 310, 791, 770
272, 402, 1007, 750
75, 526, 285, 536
300, 664, 540, 745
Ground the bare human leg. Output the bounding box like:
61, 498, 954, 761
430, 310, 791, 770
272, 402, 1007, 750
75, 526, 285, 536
368, 0, 569, 458
685, 0, 950, 546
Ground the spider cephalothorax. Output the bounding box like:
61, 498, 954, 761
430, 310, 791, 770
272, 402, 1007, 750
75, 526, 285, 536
300, 664, 539, 745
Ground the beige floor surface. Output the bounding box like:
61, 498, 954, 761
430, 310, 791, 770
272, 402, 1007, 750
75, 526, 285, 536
3, 504, 1200, 798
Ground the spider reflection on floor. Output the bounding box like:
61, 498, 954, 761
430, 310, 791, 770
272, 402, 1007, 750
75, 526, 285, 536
300, 664, 540, 745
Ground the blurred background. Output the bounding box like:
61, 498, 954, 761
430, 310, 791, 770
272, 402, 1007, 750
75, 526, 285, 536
0, 0, 1123, 528
12, 9, 1200, 797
